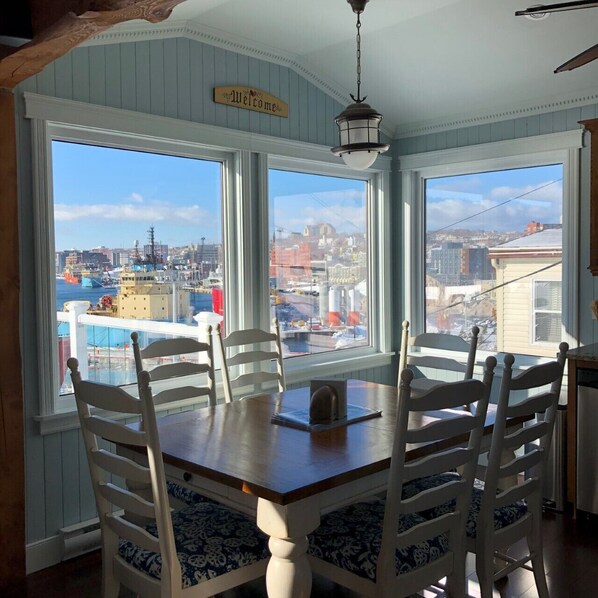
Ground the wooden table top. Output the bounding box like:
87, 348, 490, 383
145, 379, 506, 506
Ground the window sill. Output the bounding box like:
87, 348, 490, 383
35, 350, 394, 435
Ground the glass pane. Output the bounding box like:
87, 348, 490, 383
535, 280, 562, 311
52, 141, 224, 394
535, 313, 562, 343
425, 164, 563, 358
269, 169, 369, 357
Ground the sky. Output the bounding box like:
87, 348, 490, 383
52, 141, 563, 251
426, 164, 563, 233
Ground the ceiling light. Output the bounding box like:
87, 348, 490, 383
331, 0, 389, 170
523, 4, 550, 19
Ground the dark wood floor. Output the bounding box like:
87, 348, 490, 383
9, 509, 598, 598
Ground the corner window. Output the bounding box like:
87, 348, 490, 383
401, 130, 581, 361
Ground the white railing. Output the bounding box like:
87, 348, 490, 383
57, 301, 222, 392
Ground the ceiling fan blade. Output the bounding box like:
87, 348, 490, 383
516, 1, 598, 16
555, 43, 598, 72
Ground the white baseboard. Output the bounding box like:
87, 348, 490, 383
26, 534, 63, 574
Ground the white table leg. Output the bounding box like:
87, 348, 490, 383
257, 497, 320, 598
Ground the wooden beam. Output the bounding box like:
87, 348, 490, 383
0, 0, 186, 89
0, 89, 25, 590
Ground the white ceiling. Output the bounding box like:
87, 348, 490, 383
107, 0, 598, 137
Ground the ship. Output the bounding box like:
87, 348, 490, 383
63, 266, 82, 284
81, 267, 103, 288
116, 227, 191, 322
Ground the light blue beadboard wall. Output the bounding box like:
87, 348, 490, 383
393, 103, 598, 351
15, 37, 396, 545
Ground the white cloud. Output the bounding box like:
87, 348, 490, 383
129, 192, 144, 203
54, 202, 214, 226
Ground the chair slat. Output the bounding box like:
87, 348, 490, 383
149, 361, 210, 381
77, 381, 141, 414
401, 478, 465, 514
409, 333, 470, 352
90, 448, 151, 484
231, 371, 280, 389
84, 415, 147, 447
140, 337, 210, 359
494, 478, 538, 509
396, 512, 457, 548
498, 448, 544, 480
502, 421, 549, 451
106, 513, 160, 553
407, 354, 468, 374
224, 329, 276, 345
405, 448, 473, 481
509, 361, 562, 391
505, 392, 554, 419
411, 380, 485, 411
98, 482, 156, 520
226, 350, 278, 367
152, 385, 211, 406
406, 414, 478, 443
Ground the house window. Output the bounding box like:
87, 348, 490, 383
268, 168, 370, 357
400, 130, 581, 362
533, 280, 562, 344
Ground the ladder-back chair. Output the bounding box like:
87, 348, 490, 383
307, 358, 496, 598
68, 357, 268, 598
218, 318, 285, 402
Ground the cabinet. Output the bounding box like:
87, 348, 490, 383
566, 343, 598, 513
581, 119, 598, 275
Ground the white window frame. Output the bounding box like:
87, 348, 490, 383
400, 130, 582, 365
532, 279, 562, 346
24, 92, 392, 433
266, 156, 391, 373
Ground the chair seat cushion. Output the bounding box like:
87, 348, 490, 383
119, 501, 269, 589
166, 480, 212, 505
308, 499, 448, 582
401, 473, 528, 537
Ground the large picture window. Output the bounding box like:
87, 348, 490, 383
268, 169, 370, 357
52, 141, 225, 395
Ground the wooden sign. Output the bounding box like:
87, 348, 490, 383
213, 86, 288, 118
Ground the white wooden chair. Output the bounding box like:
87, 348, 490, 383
307, 358, 496, 598
217, 318, 285, 402
399, 319, 480, 394
67, 357, 269, 598
465, 342, 568, 598
131, 326, 220, 408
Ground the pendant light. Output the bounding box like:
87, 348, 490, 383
332, 0, 389, 170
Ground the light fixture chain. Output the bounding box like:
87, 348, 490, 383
355, 12, 362, 102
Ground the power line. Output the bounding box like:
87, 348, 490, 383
431, 178, 562, 233
427, 260, 562, 315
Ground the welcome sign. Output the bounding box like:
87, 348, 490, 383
213, 86, 288, 118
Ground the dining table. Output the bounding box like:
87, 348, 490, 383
123, 379, 524, 598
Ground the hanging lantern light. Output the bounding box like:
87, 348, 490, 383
332, 0, 389, 170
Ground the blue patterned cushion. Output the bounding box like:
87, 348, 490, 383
307, 499, 448, 581
119, 501, 269, 588
166, 480, 212, 505
401, 473, 528, 538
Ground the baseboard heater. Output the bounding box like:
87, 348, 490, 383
59, 518, 101, 561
